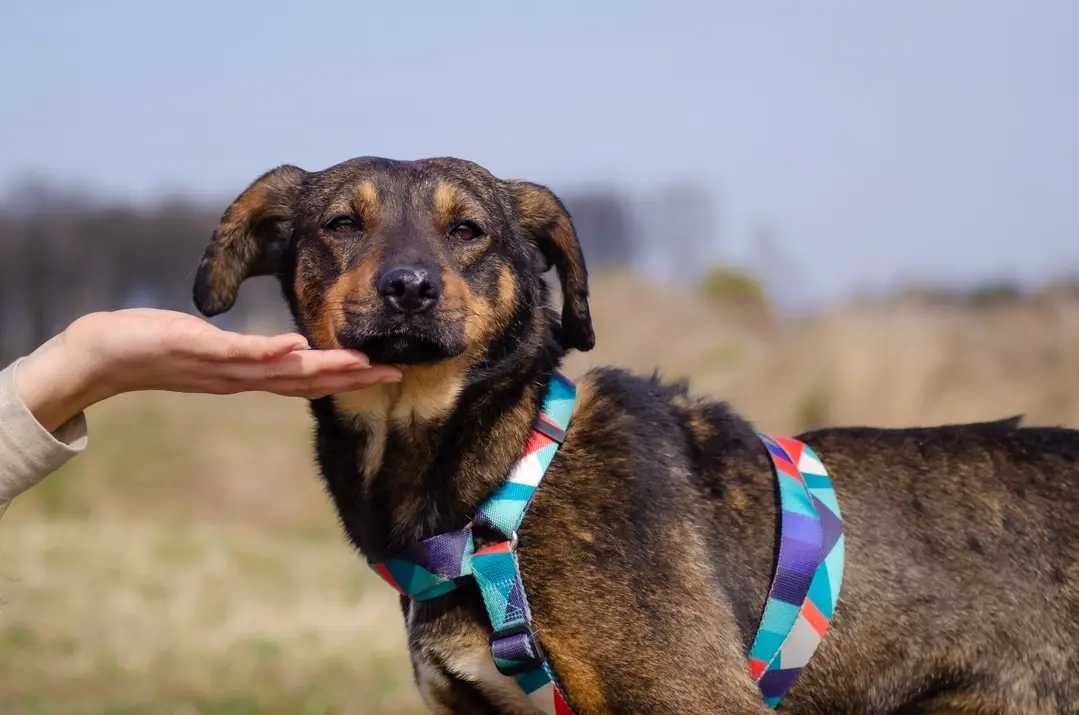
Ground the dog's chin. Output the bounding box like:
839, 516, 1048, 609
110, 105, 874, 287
339, 328, 464, 365
362, 335, 460, 364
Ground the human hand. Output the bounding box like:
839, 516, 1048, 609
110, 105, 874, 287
14, 309, 401, 431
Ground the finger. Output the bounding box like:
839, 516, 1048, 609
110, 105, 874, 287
281, 348, 373, 372
266, 349, 376, 377
202, 331, 313, 362
262, 333, 313, 358
180, 364, 400, 396
265, 366, 404, 398
211, 349, 385, 383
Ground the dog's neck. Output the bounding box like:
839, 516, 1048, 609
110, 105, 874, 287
309, 319, 563, 559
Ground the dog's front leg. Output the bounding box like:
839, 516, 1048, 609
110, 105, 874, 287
410, 648, 506, 715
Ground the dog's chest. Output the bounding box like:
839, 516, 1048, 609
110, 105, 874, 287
410, 605, 537, 714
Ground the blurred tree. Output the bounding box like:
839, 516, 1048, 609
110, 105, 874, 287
562, 190, 633, 269
0, 181, 284, 363
634, 182, 719, 282
699, 264, 770, 314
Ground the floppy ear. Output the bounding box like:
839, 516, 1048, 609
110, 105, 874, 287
193, 164, 306, 316
508, 181, 595, 351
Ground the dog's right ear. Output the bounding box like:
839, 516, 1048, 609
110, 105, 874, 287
193, 164, 306, 316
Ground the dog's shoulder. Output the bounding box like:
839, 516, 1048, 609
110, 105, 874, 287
568, 366, 758, 447
548, 366, 765, 509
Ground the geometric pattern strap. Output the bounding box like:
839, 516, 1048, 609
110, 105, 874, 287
471, 372, 578, 715
749, 434, 845, 709
472, 540, 574, 714
368, 372, 578, 715
370, 526, 474, 600
369, 372, 577, 600
473, 372, 577, 541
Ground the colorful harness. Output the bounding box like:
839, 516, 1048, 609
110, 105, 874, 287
369, 374, 844, 712
750, 435, 845, 708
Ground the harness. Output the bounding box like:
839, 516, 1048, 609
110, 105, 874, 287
369, 374, 845, 712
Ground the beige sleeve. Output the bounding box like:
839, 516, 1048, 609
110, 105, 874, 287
0, 358, 89, 518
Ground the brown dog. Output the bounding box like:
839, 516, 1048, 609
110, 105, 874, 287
194, 157, 1079, 714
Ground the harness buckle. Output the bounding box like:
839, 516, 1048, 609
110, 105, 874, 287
490, 622, 546, 676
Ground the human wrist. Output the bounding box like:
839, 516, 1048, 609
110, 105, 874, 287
14, 332, 111, 432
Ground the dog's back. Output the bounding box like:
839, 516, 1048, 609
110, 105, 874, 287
791, 419, 1079, 713
515, 369, 1079, 713
532, 368, 1079, 712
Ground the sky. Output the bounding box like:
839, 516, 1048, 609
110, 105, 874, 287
3, 1, 1078, 303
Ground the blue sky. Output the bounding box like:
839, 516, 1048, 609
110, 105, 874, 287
3, 1, 1078, 301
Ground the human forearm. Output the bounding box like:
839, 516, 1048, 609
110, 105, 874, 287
14, 334, 107, 433
0, 309, 400, 517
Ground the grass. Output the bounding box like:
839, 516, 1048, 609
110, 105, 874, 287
0, 514, 424, 714
7, 272, 1079, 713
0, 391, 425, 714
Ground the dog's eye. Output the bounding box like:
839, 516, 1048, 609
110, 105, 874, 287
326, 216, 361, 234
448, 221, 483, 241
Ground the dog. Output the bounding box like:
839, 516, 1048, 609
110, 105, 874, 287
193, 157, 1079, 714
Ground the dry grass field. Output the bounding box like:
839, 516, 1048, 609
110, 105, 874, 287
5, 273, 1079, 714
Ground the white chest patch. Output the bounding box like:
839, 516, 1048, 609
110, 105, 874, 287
418, 642, 537, 714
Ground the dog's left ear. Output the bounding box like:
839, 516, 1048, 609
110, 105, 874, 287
193, 164, 306, 316
507, 181, 595, 351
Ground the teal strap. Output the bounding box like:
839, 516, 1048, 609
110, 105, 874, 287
369, 388, 845, 713
370, 373, 578, 715
750, 435, 845, 708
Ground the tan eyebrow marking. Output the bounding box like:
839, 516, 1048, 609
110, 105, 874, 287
353, 179, 381, 228
432, 179, 484, 230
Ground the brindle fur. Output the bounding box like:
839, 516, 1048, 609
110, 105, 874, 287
195, 157, 1079, 714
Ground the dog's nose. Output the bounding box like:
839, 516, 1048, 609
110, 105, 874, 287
378, 266, 440, 314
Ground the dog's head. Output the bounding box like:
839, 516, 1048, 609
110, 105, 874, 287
194, 157, 593, 366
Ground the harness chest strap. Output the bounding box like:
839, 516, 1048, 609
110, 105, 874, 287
372, 373, 578, 715
369, 374, 845, 712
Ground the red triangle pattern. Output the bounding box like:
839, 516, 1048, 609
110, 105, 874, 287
475, 541, 514, 556
554, 689, 575, 715
524, 429, 555, 457
749, 658, 768, 680
373, 563, 401, 593
772, 454, 803, 483
775, 437, 804, 466
801, 597, 830, 637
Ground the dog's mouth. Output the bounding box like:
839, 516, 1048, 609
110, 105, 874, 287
337, 319, 466, 365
